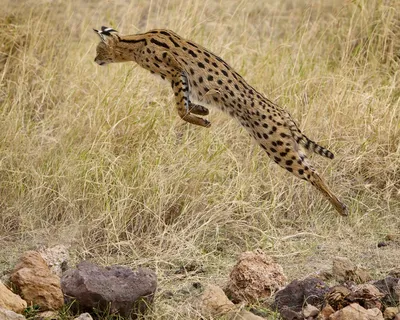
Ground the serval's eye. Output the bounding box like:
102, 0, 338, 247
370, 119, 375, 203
93, 27, 347, 216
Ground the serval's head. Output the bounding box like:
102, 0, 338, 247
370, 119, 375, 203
93, 26, 120, 65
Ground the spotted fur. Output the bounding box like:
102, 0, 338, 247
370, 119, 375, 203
93, 27, 348, 216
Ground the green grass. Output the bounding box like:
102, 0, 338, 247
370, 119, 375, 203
1, 0, 399, 319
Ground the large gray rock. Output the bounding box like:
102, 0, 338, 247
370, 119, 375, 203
274, 278, 329, 320
61, 261, 157, 319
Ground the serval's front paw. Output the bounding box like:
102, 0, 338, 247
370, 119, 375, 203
203, 118, 211, 128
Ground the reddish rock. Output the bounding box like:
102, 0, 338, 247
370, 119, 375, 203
200, 284, 235, 317
0, 281, 27, 313
225, 249, 286, 303
317, 304, 335, 320
329, 303, 383, 320
61, 261, 157, 319
199, 284, 265, 320
10, 251, 63, 311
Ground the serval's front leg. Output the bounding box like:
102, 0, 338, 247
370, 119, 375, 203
188, 103, 209, 116
171, 71, 211, 127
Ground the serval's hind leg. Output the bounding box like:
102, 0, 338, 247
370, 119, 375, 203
285, 151, 348, 216
250, 125, 347, 215
308, 170, 347, 215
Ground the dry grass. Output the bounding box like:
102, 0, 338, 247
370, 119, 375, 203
0, 0, 399, 319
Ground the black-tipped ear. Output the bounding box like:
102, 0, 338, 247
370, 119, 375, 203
94, 26, 119, 43
100, 26, 119, 35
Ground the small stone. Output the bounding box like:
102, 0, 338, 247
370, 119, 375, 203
0, 307, 26, 320
10, 251, 63, 311
332, 257, 371, 283
279, 306, 302, 320
199, 284, 234, 317
349, 283, 384, 309
227, 309, 266, 320
225, 249, 286, 303
377, 242, 389, 248
34, 311, 58, 319
0, 281, 27, 313
73, 313, 93, 320
384, 307, 400, 320
317, 304, 335, 320
61, 261, 157, 319
303, 304, 319, 318
325, 286, 351, 311
39, 245, 69, 277
198, 285, 265, 320
329, 303, 384, 320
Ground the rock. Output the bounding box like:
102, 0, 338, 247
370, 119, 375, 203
384, 307, 400, 320
39, 245, 69, 277
199, 284, 264, 320
10, 251, 63, 311
332, 257, 371, 283
225, 249, 286, 303
303, 304, 319, 318
274, 278, 329, 319
34, 311, 58, 319
229, 310, 266, 320
389, 268, 400, 278
0, 307, 26, 320
278, 307, 302, 320
317, 304, 335, 320
0, 281, 27, 313
373, 277, 400, 306
348, 283, 384, 309
73, 313, 93, 320
200, 284, 235, 317
61, 261, 157, 319
329, 303, 384, 320
325, 286, 351, 310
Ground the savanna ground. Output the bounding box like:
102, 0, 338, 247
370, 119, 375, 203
0, 0, 399, 318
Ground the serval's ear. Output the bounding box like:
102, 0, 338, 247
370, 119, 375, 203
93, 26, 120, 44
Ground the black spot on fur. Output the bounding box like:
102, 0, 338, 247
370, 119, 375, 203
150, 38, 170, 49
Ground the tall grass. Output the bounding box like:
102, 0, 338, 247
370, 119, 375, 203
1, 0, 399, 318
